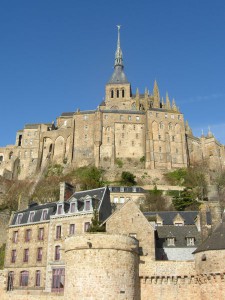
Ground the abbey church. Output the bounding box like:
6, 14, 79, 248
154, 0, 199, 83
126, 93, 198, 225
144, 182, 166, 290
0, 27, 224, 180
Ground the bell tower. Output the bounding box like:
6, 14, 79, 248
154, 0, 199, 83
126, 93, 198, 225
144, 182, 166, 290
105, 26, 131, 104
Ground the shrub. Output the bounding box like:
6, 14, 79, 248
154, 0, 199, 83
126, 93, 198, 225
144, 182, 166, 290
121, 171, 136, 186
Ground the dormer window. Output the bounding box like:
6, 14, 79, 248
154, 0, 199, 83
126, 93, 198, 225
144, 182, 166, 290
28, 211, 35, 223
167, 237, 175, 246
186, 237, 195, 246
132, 187, 136, 192
57, 204, 63, 215
16, 214, 23, 225
70, 201, 77, 213
120, 187, 124, 192
85, 200, 91, 211
41, 209, 48, 221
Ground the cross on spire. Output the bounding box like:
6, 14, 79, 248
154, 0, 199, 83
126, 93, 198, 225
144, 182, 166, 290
115, 25, 123, 67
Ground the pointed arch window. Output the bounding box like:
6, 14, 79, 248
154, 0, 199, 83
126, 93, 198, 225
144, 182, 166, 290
122, 89, 125, 98
116, 90, 119, 98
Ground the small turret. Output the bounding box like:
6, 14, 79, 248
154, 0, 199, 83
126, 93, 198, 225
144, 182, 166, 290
165, 92, 171, 110
185, 120, 193, 135
207, 126, 213, 138
135, 88, 139, 99
172, 98, 177, 112
153, 80, 160, 107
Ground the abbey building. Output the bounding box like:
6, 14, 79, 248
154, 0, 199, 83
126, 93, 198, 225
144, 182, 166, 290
0, 28, 224, 180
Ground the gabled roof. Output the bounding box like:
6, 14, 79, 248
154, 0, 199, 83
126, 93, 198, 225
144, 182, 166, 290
144, 211, 199, 225
156, 225, 201, 248
193, 215, 225, 254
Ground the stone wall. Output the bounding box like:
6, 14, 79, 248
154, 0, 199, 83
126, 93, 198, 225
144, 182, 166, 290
64, 233, 140, 300
0, 211, 10, 247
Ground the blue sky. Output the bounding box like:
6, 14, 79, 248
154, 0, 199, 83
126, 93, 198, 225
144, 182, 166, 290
1, 0, 225, 146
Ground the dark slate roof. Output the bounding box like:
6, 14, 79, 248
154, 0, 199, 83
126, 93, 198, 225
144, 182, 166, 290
109, 186, 146, 193
193, 216, 225, 253
60, 112, 74, 117
24, 123, 52, 129
156, 225, 201, 248
144, 211, 199, 225
99, 110, 145, 115
11, 202, 57, 225
107, 65, 129, 84
69, 187, 107, 202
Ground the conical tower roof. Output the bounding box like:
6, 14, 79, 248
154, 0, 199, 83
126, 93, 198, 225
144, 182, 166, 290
108, 26, 129, 84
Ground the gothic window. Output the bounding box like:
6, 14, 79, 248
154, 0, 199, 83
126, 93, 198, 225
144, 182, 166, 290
168, 123, 173, 130
131, 102, 136, 110
9, 151, 13, 160
116, 89, 119, 98
159, 122, 164, 129
111, 90, 114, 98
122, 89, 125, 98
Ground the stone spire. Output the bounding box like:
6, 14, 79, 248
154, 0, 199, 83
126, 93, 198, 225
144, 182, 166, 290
144, 87, 148, 98
108, 26, 129, 84
172, 98, 177, 112
165, 92, 171, 110
185, 120, 193, 135
136, 88, 139, 99
153, 80, 160, 106
207, 126, 213, 138
115, 25, 123, 67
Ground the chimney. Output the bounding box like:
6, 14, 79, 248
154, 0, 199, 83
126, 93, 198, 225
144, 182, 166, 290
208, 185, 222, 231
59, 182, 75, 202
199, 203, 209, 241
18, 195, 29, 211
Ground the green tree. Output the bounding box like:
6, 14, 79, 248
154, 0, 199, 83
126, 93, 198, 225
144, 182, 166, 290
121, 171, 136, 186
73, 166, 103, 190
0, 244, 5, 269
172, 188, 200, 211
140, 185, 169, 211
88, 210, 105, 232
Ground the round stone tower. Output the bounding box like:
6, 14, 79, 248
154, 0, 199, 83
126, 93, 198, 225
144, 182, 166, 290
64, 233, 140, 300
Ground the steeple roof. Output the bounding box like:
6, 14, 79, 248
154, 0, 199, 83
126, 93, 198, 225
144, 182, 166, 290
108, 26, 129, 84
